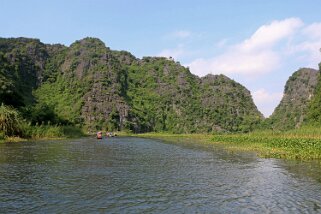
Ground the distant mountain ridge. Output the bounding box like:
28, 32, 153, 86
2, 37, 321, 132
0, 37, 264, 133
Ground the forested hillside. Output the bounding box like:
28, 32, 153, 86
0, 37, 263, 133
306, 63, 321, 125
267, 68, 319, 130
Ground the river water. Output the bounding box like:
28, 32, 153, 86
1, 137, 321, 213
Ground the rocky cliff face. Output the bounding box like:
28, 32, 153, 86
61, 38, 130, 130
269, 68, 319, 130
0, 37, 264, 133
200, 74, 262, 132
0, 38, 49, 106
124, 56, 203, 133
306, 64, 321, 124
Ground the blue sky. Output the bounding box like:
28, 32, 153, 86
1, 0, 321, 116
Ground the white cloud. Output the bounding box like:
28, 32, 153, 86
239, 18, 303, 52
162, 18, 321, 116
288, 22, 321, 67
168, 30, 192, 39
303, 23, 321, 39
252, 89, 283, 117
188, 50, 280, 77
188, 18, 304, 77
252, 89, 283, 104
215, 38, 228, 48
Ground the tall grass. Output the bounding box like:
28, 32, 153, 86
22, 124, 85, 139
0, 103, 22, 137
0, 131, 4, 141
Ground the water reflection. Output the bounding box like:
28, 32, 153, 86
0, 137, 321, 213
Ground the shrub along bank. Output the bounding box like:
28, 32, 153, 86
0, 104, 84, 142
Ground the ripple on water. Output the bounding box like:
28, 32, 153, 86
0, 137, 321, 213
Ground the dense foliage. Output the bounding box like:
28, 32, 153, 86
1, 36, 321, 137
306, 63, 321, 125
0, 38, 48, 107
120, 56, 262, 133
0, 37, 264, 134
212, 128, 321, 160
266, 68, 319, 130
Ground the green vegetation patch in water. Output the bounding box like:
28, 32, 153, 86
131, 130, 321, 161
212, 130, 321, 160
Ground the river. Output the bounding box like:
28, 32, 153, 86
0, 137, 321, 213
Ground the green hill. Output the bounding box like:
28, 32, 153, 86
268, 68, 319, 130
0, 37, 263, 133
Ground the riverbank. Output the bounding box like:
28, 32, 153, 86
0, 125, 85, 143
131, 129, 321, 161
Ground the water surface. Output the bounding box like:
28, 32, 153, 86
0, 137, 321, 213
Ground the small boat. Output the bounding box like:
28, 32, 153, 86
106, 132, 116, 137
97, 131, 103, 139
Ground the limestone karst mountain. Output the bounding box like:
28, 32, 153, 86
0, 37, 265, 133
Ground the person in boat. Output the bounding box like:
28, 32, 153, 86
106, 131, 114, 137
97, 131, 103, 139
